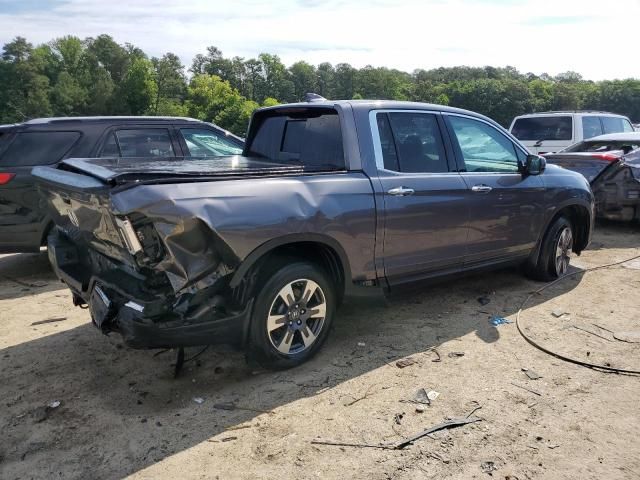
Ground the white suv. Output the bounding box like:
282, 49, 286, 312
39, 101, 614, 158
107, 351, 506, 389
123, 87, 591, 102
509, 111, 634, 154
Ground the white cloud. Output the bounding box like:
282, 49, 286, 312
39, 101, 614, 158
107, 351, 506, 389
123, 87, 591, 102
1, 0, 639, 80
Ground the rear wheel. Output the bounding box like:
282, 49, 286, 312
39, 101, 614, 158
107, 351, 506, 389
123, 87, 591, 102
526, 216, 574, 281
247, 261, 335, 369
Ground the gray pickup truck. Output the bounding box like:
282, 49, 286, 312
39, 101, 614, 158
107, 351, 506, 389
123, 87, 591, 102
33, 99, 594, 369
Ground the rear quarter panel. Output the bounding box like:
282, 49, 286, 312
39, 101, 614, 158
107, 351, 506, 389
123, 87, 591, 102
110, 173, 378, 285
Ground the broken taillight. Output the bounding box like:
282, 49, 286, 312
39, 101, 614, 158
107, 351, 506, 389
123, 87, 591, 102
0, 172, 15, 185
591, 153, 620, 162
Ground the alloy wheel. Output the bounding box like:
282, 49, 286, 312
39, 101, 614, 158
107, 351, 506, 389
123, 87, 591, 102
266, 278, 327, 355
554, 227, 573, 276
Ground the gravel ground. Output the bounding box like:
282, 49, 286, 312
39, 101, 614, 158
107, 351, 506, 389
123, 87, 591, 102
1, 221, 639, 480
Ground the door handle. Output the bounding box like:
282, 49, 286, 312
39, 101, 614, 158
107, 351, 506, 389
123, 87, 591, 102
471, 184, 492, 193
387, 186, 415, 196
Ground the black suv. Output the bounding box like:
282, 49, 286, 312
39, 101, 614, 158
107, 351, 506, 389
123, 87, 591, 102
0, 117, 244, 253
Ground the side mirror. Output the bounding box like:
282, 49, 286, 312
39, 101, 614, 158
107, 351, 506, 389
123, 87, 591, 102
524, 154, 546, 176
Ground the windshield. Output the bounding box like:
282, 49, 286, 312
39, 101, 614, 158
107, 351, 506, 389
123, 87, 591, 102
511, 116, 573, 141
563, 139, 640, 154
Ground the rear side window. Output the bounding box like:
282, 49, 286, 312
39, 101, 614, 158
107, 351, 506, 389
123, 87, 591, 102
100, 129, 174, 158
582, 116, 602, 139
376, 112, 448, 173
0, 131, 80, 166
180, 128, 242, 156
248, 110, 344, 169
601, 116, 632, 134
511, 116, 573, 141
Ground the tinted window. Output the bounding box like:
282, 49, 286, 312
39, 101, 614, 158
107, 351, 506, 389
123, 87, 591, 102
248, 110, 344, 169
376, 114, 399, 171
180, 128, 242, 156
601, 116, 631, 134
99, 133, 119, 157
511, 116, 573, 141
114, 129, 174, 157
449, 116, 519, 173
376, 112, 448, 173
582, 116, 602, 139
0, 131, 80, 166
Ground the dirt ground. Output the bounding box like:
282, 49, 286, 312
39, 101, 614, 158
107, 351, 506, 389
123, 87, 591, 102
1, 221, 639, 480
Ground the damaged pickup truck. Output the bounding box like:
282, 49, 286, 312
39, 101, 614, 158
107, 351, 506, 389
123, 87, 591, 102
33, 99, 594, 369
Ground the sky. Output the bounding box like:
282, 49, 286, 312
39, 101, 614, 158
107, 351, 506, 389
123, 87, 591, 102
1, 0, 639, 81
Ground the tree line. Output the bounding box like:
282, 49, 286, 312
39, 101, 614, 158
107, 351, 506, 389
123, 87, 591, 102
1, 35, 639, 136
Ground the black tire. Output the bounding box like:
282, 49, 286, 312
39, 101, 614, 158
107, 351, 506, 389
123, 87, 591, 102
526, 216, 574, 282
247, 261, 336, 369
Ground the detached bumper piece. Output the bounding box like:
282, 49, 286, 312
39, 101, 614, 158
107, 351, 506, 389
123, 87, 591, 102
48, 229, 251, 349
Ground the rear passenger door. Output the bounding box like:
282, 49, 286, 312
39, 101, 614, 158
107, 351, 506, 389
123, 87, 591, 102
444, 114, 545, 266
372, 110, 470, 283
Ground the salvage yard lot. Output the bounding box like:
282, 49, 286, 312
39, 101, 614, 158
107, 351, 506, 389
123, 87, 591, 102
1, 222, 639, 480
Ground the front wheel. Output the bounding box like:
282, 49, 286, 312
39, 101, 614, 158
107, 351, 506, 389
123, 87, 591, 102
526, 216, 574, 281
247, 261, 336, 369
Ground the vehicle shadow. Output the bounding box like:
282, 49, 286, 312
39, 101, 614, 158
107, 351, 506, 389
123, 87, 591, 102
0, 251, 65, 300
0, 265, 585, 479
588, 219, 639, 250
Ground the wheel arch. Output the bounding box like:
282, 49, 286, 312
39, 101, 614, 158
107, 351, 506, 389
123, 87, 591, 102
229, 234, 352, 300
532, 201, 592, 264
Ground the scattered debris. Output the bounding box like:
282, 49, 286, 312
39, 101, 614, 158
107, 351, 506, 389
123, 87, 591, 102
221, 436, 237, 442
477, 296, 491, 306
2, 276, 48, 288
344, 384, 376, 406
415, 405, 426, 413
548, 444, 560, 449
448, 351, 465, 358
394, 413, 404, 425
357, 342, 366, 347
193, 397, 204, 404
312, 412, 483, 450
394, 414, 483, 449
510, 382, 542, 396
213, 402, 274, 414
396, 357, 417, 368
522, 368, 542, 380
427, 390, 440, 402
613, 331, 640, 343
427, 452, 450, 463
572, 325, 612, 342
481, 461, 497, 474
551, 309, 570, 318
32, 400, 62, 423
414, 388, 430, 405
489, 316, 512, 326
428, 348, 441, 363
30, 317, 68, 326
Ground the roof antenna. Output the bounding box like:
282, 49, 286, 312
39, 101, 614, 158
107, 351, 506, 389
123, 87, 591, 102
305, 93, 327, 103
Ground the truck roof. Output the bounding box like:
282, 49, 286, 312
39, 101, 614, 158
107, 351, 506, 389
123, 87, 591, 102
256, 99, 505, 128
21, 116, 209, 126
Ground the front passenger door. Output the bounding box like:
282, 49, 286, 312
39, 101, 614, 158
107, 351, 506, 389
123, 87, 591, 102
373, 111, 470, 283
444, 114, 545, 266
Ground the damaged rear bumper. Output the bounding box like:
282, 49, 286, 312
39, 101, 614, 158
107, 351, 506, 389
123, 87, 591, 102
48, 229, 251, 349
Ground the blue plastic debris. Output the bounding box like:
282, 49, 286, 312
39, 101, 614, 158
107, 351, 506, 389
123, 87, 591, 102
489, 316, 512, 326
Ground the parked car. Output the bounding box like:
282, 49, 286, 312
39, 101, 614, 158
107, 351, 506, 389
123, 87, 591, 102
509, 111, 634, 155
33, 100, 594, 369
0, 116, 243, 253
543, 132, 640, 221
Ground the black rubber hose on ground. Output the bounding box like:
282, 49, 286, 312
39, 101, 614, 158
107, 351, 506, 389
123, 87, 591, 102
516, 253, 640, 376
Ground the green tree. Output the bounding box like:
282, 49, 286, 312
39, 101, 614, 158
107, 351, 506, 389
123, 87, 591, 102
120, 57, 157, 114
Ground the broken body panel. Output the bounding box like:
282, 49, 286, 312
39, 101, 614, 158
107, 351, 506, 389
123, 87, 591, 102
545, 150, 640, 221
34, 155, 377, 348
